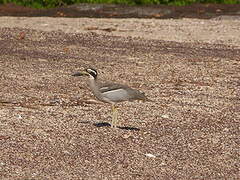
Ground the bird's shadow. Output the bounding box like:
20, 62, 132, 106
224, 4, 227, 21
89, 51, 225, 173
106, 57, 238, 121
93, 122, 140, 131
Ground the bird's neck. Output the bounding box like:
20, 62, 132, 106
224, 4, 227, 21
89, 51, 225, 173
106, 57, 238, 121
88, 77, 101, 95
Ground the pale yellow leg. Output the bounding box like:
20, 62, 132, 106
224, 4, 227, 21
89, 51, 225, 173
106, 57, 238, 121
111, 105, 118, 128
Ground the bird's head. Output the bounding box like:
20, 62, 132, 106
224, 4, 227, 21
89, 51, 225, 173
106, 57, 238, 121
72, 68, 98, 79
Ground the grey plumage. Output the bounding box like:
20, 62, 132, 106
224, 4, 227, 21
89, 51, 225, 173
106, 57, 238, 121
95, 82, 146, 103
72, 68, 148, 128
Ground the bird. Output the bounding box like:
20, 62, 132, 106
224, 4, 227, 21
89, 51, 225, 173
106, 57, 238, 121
72, 68, 148, 128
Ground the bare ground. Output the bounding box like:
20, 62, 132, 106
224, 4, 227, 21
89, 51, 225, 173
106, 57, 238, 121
0, 17, 240, 179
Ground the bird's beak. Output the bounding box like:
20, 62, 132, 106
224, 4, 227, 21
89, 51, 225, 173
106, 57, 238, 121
72, 71, 89, 77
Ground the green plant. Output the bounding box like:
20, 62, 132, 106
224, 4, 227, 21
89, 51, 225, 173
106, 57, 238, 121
0, 0, 239, 8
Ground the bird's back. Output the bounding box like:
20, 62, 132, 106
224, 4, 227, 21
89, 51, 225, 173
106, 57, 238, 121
98, 82, 147, 103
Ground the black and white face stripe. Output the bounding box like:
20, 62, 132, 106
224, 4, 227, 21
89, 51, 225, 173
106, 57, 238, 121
86, 68, 98, 79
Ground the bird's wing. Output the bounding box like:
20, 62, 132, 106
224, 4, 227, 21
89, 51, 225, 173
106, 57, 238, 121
98, 83, 129, 93
99, 82, 147, 101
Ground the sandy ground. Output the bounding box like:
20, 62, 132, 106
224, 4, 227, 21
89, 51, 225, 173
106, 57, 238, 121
1, 16, 240, 47
0, 16, 239, 179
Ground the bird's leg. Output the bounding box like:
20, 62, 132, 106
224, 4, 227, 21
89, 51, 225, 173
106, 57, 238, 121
111, 104, 118, 128
111, 105, 115, 128
114, 106, 118, 127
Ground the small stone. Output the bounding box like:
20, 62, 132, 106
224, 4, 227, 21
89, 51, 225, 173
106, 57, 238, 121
122, 134, 131, 139
161, 114, 169, 119
145, 153, 156, 158
17, 114, 22, 119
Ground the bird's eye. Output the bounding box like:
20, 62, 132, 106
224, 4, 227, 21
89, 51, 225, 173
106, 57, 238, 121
87, 69, 97, 75
86, 69, 92, 73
